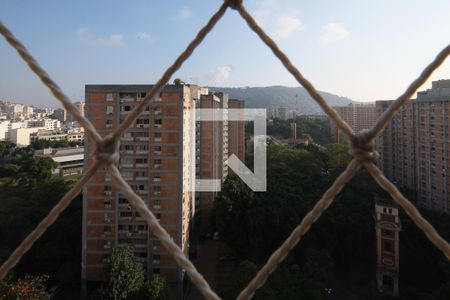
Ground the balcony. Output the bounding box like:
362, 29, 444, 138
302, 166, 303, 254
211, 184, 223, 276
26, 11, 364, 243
119, 96, 134, 102
135, 137, 149, 142
121, 136, 133, 141
120, 163, 133, 168
120, 150, 134, 155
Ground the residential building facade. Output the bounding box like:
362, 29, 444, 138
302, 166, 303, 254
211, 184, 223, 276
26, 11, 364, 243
228, 99, 245, 162
196, 92, 229, 226
82, 83, 200, 298
376, 79, 450, 214
330, 102, 378, 143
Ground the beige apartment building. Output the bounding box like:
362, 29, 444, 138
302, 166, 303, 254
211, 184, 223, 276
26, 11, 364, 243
82, 83, 200, 298
228, 99, 246, 162
330, 102, 378, 143
196, 92, 229, 226
376, 79, 450, 214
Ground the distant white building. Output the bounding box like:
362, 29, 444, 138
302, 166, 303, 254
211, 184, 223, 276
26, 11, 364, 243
6, 127, 45, 146
26, 118, 61, 130
34, 147, 84, 176
66, 101, 85, 122
31, 129, 68, 142
23, 106, 34, 117
0, 121, 9, 140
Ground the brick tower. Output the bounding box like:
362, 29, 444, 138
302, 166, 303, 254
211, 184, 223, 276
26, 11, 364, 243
375, 196, 401, 297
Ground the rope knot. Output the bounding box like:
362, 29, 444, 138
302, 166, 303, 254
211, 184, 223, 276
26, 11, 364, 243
226, 0, 243, 9
349, 129, 379, 162
94, 135, 120, 165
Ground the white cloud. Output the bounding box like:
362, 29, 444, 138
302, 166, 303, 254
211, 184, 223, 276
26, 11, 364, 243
210, 66, 233, 84
180, 7, 191, 19
136, 31, 155, 43
319, 23, 349, 45
274, 16, 302, 38
76, 28, 123, 47
252, 0, 302, 38
172, 7, 191, 20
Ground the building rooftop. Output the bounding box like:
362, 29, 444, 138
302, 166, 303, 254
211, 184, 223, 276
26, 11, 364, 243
35, 146, 84, 157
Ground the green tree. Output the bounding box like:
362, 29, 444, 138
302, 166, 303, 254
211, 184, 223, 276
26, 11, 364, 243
105, 246, 145, 300
228, 260, 270, 300
0, 274, 50, 300
147, 276, 169, 300
1, 149, 57, 186
303, 248, 334, 285
0, 141, 15, 158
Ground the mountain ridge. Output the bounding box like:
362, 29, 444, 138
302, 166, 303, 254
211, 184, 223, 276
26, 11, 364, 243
209, 86, 352, 114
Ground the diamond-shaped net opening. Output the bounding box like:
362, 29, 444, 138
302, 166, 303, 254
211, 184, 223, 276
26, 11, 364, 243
0, 1, 449, 299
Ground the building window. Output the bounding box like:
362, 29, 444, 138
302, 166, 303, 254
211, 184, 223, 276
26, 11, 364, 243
154, 119, 162, 125
106, 93, 113, 101
106, 106, 113, 115
136, 118, 150, 124
153, 268, 160, 274
136, 145, 148, 151
138, 225, 147, 231
383, 240, 393, 253
135, 158, 148, 164
381, 230, 393, 238
120, 211, 132, 217
154, 199, 161, 208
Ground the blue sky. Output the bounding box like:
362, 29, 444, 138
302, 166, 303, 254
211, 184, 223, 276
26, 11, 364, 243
1, 0, 449, 107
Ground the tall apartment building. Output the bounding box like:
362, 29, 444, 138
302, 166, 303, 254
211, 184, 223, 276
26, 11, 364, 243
330, 102, 378, 143
66, 101, 85, 123
82, 83, 201, 298
277, 104, 288, 120
53, 108, 67, 122
228, 99, 245, 162
376, 79, 450, 214
196, 92, 229, 226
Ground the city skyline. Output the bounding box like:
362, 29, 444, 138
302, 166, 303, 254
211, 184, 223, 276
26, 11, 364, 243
1, 0, 450, 107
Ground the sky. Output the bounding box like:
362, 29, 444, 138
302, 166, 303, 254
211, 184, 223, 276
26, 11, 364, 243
1, 0, 450, 107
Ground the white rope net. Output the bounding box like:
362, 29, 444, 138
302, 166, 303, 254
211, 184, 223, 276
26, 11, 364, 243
0, 1, 449, 299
